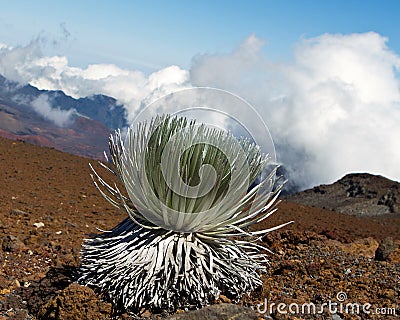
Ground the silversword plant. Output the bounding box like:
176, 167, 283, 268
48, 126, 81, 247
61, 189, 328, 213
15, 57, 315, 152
78, 114, 291, 314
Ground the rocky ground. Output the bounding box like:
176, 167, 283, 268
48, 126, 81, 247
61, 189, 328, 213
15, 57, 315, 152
0, 137, 399, 320
287, 173, 400, 217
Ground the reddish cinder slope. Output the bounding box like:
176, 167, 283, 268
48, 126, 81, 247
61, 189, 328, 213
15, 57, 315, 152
0, 103, 110, 159
0, 136, 399, 319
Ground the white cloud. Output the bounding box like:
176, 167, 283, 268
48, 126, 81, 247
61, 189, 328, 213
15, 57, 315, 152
191, 32, 400, 189
0, 40, 43, 83
0, 39, 190, 123
31, 94, 75, 127
292, 32, 400, 104
1, 33, 400, 189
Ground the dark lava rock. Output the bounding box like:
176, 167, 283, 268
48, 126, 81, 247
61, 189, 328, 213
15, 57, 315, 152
378, 190, 398, 213
375, 237, 396, 261
1, 235, 25, 252
10, 208, 28, 216
18, 267, 73, 316
287, 173, 400, 216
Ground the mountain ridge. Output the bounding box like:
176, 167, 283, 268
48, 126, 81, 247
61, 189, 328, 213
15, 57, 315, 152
0, 74, 128, 158
0, 74, 127, 130
286, 172, 400, 216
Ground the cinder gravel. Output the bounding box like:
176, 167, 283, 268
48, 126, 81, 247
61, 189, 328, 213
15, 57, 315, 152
0, 137, 399, 319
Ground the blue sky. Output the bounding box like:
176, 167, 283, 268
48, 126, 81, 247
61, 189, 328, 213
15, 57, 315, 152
1, 0, 399, 72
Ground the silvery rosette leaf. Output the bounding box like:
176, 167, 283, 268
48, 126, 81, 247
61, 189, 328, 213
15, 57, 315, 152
78, 114, 292, 315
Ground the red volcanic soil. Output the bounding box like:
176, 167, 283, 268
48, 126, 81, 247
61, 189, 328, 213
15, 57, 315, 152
0, 137, 399, 319
259, 200, 400, 243
0, 104, 110, 159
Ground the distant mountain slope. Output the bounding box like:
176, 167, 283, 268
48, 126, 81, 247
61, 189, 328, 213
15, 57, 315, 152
287, 173, 399, 216
0, 74, 128, 158
0, 101, 110, 159
0, 75, 127, 130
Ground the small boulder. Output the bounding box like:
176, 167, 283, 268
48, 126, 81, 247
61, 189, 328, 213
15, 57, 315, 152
10, 208, 28, 216
375, 237, 397, 261
333, 237, 379, 259
1, 235, 26, 252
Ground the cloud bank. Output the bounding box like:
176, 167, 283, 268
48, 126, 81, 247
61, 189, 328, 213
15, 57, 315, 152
1, 32, 399, 189
0, 40, 190, 123
31, 94, 75, 127
191, 33, 400, 189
